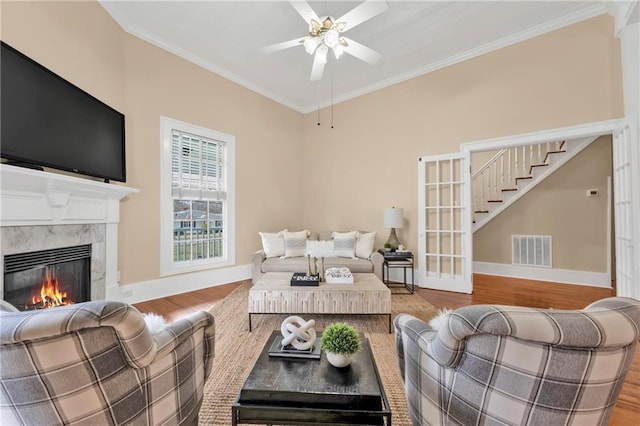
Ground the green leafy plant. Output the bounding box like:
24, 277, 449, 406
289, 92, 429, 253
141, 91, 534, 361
383, 243, 393, 249
321, 323, 362, 356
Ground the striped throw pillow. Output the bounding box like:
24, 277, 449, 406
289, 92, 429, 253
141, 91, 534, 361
332, 231, 357, 258
282, 230, 310, 258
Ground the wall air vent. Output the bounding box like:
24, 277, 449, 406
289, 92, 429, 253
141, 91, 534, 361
512, 235, 552, 268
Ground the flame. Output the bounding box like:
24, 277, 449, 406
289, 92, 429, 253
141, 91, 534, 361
31, 270, 73, 309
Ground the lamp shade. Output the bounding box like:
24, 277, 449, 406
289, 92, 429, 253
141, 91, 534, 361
384, 207, 404, 228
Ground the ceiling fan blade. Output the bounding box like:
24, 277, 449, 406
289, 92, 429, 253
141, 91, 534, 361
341, 37, 382, 65
261, 38, 304, 54
288, 0, 320, 25
310, 51, 326, 81
337, 0, 389, 32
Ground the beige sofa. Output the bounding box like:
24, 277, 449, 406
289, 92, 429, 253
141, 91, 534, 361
251, 231, 384, 283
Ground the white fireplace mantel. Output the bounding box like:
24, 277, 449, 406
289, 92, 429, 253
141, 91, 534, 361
1, 164, 138, 226
1, 164, 139, 302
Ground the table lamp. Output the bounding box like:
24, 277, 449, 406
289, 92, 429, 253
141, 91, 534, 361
383, 207, 403, 249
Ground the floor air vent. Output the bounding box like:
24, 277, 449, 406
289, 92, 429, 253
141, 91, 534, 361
512, 235, 552, 267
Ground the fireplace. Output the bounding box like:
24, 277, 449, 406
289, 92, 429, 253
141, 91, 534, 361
1, 164, 138, 304
3, 245, 91, 310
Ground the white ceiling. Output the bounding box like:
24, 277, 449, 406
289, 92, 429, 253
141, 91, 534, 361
99, 1, 608, 113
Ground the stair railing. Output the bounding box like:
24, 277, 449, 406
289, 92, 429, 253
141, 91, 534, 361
472, 141, 565, 216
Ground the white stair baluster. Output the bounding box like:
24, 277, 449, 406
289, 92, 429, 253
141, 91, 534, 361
486, 169, 490, 206
484, 171, 488, 211
493, 161, 498, 199
508, 148, 512, 184
537, 143, 542, 164
500, 154, 504, 192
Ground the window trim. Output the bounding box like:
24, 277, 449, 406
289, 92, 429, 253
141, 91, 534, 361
160, 116, 235, 277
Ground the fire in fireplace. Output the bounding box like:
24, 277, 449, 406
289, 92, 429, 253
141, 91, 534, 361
3, 245, 91, 311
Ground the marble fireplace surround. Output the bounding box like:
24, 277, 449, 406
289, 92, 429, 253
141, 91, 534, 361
0, 164, 138, 303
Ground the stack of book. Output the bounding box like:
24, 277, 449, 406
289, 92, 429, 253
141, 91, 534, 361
290, 272, 320, 286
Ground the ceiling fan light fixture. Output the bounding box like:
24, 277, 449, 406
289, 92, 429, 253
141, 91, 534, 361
324, 29, 340, 49
316, 44, 329, 64
264, 0, 389, 81
333, 44, 344, 59
304, 37, 320, 54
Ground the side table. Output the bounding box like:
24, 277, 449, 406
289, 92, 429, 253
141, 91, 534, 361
382, 254, 414, 294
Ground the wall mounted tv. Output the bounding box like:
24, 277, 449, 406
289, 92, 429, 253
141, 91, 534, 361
1, 41, 126, 182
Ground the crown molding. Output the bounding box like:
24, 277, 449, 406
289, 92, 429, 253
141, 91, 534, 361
99, 1, 607, 115
306, 3, 608, 114
98, 1, 306, 113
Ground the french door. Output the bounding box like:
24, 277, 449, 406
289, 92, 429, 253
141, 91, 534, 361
417, 153, 472, 293
613, 126, 636, 297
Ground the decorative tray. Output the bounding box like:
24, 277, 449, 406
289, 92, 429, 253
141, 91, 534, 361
325, 267, 353, 284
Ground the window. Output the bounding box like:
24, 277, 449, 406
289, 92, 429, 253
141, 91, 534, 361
160, 117, 235, 276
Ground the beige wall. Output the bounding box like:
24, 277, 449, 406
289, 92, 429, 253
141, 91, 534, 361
120, 36, 303, 284
1, 2, 624, 285
0, 1, 126, 112
474, 136, 613, 272
302, 15, 623, 254
1, 1, 304, 285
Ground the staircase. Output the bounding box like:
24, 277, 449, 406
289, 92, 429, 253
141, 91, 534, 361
472, 136, 598, 232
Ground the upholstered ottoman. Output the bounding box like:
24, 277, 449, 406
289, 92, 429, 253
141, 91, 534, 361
248, 272, 392, 332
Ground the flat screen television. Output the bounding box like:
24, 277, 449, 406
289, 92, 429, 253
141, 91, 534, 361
1, 41, 126, 182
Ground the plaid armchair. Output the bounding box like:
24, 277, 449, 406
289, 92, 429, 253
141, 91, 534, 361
0, 300, 214, 425
395, 297, 640, 426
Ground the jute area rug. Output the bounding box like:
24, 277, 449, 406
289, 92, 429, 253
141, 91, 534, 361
198, 282, 438, 425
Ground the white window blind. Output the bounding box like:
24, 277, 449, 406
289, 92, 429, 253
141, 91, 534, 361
160, 116, 235, 277
171, 130, 226, 200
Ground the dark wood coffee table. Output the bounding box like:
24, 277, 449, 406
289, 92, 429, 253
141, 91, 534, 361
231, 331, 392, 425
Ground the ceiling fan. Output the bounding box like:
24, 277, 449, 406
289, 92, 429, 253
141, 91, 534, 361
262, 0, 389, 81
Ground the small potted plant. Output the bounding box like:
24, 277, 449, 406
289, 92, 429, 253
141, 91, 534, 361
383, 242, 394, 252
321, 322, 362, 368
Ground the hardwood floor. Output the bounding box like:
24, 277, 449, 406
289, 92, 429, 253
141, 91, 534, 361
134, 274, 639, 425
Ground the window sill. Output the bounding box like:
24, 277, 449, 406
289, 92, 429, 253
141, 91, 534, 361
160, 257, 235, 277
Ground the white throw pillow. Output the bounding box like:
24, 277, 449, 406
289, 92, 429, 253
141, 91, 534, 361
143, 313, 169, 335
259, 229, 287, 258
306, 240, 335, 258
282, 230, 310, 258
355, 231, 377, 259
332, 231, 357, 258
428, 308, 454, 331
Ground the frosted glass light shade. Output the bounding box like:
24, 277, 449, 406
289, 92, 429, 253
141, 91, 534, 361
316, 44, 329, 64
384, 207, 404, 229
304, 37, 320, 54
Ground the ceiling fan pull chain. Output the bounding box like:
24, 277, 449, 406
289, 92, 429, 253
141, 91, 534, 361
331, 73, 334, 129
317, 80, 321, 126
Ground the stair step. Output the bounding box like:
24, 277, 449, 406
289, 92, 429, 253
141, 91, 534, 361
530, 164, 548, 170
530, 163, 550, 178
545, 151, 566, 167
472, 138, 598, 233
515, 177, 532, 186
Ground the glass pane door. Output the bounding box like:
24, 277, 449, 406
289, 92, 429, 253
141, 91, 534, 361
418, 153, 472, 293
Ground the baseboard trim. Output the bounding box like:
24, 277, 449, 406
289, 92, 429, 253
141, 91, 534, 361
473, 262, 611, 288
107, 264, 252, 304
